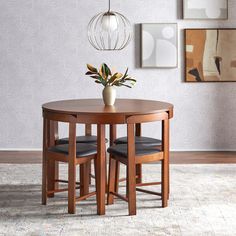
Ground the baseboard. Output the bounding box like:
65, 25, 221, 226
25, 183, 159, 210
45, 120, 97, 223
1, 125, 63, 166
0, 148, 42, 151
171, 149, 236, 152
0, 148, 236, 152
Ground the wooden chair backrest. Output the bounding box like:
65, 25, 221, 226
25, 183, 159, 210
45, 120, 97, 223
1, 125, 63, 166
126, 112, 168, 124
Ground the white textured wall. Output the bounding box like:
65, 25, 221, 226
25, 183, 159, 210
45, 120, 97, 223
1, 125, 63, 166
1, 0, 236, 151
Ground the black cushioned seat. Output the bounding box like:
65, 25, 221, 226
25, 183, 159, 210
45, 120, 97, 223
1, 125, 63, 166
57, 135, 108, 145
114, 136, 162, 146
57, 135, 98, 145
48, 143, 97, 157
107, 144, 161, 158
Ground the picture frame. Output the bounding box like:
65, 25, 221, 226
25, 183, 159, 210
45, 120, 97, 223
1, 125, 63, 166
185, 28, 236, 82
183, 0, 228, 20
141, 23, 178, 68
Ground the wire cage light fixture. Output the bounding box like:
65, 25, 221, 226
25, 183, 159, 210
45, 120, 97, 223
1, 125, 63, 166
88, 0, 132, 50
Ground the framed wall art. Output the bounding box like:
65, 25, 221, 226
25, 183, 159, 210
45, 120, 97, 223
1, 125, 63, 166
183, 0, 228, 20
185, 29, 236, 82
141, 23, 178, 68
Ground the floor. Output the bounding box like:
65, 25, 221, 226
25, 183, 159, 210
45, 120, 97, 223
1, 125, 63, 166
0, 163, 235, 236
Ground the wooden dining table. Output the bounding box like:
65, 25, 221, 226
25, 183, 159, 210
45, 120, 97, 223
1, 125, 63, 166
42, 99, 173, 215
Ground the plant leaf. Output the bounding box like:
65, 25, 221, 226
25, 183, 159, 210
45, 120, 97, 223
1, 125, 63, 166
112, 80, 120, 86
95, 80, 102, 84
119, 83, 132, 88
116, 73, 123, 79
123, 68, 129, 78
108, 73, 123, 85
102, 64, 107, 79
85, 71, 96, 75
100, 64, 105, 79
90, 75, 101, 80
104, 63, 111, 76
120, 68, 129, 82
100, 63, 111, 80
124, 78, 136, 82
98, 77, 107, 86
87, 64, 97, 73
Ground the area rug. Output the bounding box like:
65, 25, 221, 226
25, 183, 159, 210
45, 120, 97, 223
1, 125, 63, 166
0, 164, 235, 236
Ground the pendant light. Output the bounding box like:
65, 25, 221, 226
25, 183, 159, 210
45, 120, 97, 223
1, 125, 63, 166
87, 0, 132, 50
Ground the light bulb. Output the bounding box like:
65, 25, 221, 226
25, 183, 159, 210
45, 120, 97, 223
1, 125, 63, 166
101, 13, 118, 32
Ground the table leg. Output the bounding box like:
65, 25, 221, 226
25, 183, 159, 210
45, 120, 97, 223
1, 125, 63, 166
96, 124, 106, 215
47, 121, 59, 198
107, 124, 117, 204
109, 125, 119, 195
68, 122, 76, 214
162, 119, 169, 207
42, 118, 49, 205
127, 124, 136, 216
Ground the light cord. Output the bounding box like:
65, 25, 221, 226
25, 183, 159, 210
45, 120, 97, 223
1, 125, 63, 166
108, 0, 111, 12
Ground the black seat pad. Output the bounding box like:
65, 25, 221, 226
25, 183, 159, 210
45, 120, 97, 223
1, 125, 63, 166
57, 135, 108, 145
107, 144, 161, 158
48, 143, 97, 157
114, 136, 162, 146
57, 135, 98, 145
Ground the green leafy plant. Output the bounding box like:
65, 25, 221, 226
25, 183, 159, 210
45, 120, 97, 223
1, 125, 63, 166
85, 63, 136, 88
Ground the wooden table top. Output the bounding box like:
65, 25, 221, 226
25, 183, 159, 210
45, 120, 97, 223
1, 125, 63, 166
42, 99, 173, 117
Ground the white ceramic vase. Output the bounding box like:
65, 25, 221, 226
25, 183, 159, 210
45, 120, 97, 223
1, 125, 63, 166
102, 85, 116, 106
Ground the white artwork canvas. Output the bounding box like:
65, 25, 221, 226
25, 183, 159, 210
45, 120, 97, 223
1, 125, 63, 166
141, 24, 178, 68
184, 0, 228, 19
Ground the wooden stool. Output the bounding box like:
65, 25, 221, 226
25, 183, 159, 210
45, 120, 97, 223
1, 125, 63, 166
114, 123, 162, 187
107, 113, 169, 215
42, 122, 98, 214
56, 124, 108, 185
56, 124, 96, 185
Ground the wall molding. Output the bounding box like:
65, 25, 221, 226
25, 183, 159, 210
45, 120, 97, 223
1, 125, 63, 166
0, 148, 42, 151
0, 148, 236, 152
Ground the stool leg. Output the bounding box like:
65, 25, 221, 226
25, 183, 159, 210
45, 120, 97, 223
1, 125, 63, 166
136, 164, 142, 184
80, 162, 90, 197
109, 124, 118, 194
107, 157, 117, 205
89, 160, 92, 184
47, 120, 59, 197
94, 157, 98, 206
85, 124, 92, 184
167, 167, 170, 200
135, 124, 142, 184
105, 153, 108, 193
127, 162, 136, 216
115, 161, 120, 193
47, 160, 58, 198
42, 155, 47, 205
161, 160, 168, 207
42, 117, 48, 204
68, 161, 76, 214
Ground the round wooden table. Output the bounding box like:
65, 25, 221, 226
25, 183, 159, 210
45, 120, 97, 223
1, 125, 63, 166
42, 99, 173, 215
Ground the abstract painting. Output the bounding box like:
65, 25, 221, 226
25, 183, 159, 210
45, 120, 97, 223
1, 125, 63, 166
141, 24, 177, 68
183, 0, 228, 20
185, 29, 236, 82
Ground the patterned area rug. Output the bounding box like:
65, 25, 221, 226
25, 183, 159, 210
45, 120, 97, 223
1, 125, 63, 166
0, 164, 235, 236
